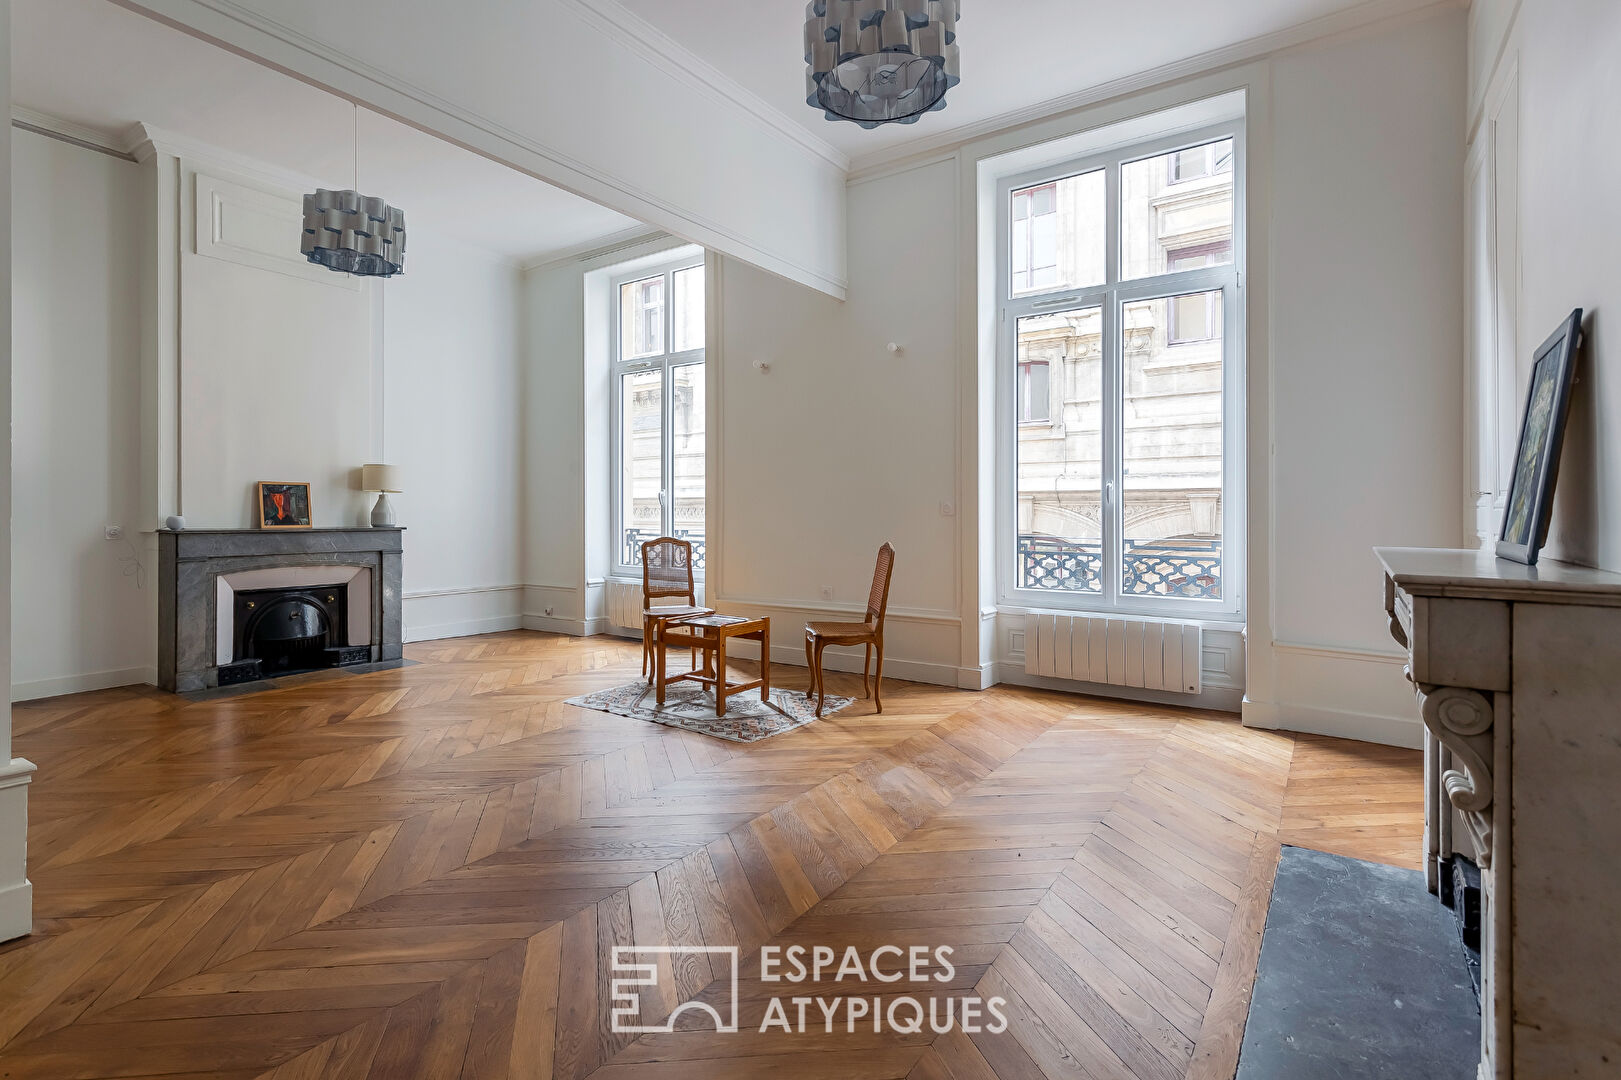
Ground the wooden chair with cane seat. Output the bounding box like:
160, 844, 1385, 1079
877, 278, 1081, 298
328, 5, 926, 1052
640, 537, 711, 683
805, 543, 895, 717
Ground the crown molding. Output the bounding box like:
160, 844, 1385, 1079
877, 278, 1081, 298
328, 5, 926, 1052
125, 121, 331, 194
553, 0, 849, 174
847, 0, 1468, 179
11, 107, 137, 161
520, 225, 670, 275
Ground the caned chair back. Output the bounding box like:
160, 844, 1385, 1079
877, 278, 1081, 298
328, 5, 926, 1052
865, 543, 896, 630
642, 537, 698, 606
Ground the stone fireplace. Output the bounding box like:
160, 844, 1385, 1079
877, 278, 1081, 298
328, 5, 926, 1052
158, 527, 404, 692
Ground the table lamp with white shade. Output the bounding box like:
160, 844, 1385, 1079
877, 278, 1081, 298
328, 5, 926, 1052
361, 464, 403, 527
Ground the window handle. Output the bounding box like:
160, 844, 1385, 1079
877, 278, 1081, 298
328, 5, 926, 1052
1104, 481, 1115, 508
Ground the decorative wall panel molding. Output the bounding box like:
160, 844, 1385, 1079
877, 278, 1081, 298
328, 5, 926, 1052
193, 171, 360, 289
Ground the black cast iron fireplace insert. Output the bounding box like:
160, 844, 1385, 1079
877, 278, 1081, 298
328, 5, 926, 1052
219, 584, 370, 685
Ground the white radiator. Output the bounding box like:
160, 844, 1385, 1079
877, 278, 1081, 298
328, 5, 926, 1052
1024, 613, 1203, 694
607, 581, 644, 632
606, 581, 706, 633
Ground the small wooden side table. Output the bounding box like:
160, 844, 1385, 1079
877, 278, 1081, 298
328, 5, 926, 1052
657, 615, 771, 717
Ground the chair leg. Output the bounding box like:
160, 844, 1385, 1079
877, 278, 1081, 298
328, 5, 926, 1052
759, 624, 771, 704
863, 644, 872, 699
805, 635, 816, 699
714, 637, 729, 718
642, 619, 651, 681
656, 635, 668, 706
873, 646, 885, 715
814, 642, 829, 716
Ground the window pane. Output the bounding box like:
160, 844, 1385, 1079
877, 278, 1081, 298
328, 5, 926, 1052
1121, 292, 1224, 599
1122, 138, 1235, 281
1016, 307, 1103, 594
1019, 361, 1050, 423
671, 363, 705, 568
673, 266, 704, 353
620, 368, 663, 564
620, 275, 664, 360
1009, 171, 1105, 297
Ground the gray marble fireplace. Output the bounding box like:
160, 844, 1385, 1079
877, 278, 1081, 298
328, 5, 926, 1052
157, 527, 404, 692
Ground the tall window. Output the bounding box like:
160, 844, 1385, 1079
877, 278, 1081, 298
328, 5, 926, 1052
999, 129, 1243, 617
613, 260, 706, 574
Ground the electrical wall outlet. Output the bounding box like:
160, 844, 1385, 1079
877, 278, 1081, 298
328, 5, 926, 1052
104, 525, 124, 540
820, 585, 834, 601
940, 502, 956, 517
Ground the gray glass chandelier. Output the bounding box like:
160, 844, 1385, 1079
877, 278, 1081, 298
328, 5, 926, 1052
805, 0, 961, 128
300, 189, 406, 277
300, 105, 407, 277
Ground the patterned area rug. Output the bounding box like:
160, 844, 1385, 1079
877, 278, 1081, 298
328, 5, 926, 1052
565, 680, 853, 743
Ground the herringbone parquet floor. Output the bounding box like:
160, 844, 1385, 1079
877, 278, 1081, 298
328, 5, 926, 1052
0, 631, 1422, 1079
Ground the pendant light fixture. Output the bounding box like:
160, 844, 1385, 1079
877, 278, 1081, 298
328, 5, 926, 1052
804, 0, 961, 129
301, 105, 407, 277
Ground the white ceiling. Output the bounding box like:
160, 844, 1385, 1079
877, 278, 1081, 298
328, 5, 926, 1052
9, 0, 641, 265
615, 0, 1412, 162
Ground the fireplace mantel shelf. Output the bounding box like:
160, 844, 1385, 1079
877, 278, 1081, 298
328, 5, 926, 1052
160, 527, 405, 534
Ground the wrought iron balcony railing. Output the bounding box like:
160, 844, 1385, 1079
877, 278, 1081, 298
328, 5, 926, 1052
620, 530, 1215, 600
1019, 535, 1222, 600
623, 529, 707, 571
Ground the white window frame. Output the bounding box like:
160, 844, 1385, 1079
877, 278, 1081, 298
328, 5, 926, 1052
610, 257, 706, 578
996, 122, 1247, 621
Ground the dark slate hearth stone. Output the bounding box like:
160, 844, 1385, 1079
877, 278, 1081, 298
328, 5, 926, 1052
1237, 846, 1480, 1080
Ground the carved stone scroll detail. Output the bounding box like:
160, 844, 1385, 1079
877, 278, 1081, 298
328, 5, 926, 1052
1415, 683, 1495, 865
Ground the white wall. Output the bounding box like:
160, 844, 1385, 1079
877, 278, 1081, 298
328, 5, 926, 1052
383, 231, 526, 641
523, 261, 588, 633
1471, 0, 1621, 574
706, 160, 967, 684
10, 132, 155, 699
176, 164, 375, 531
1253, 12, 1468, 744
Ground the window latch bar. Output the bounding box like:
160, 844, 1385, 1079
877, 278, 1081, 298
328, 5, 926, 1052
1029, 294, 1088, 312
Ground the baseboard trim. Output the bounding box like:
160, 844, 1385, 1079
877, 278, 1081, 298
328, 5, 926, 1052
0, 879, 34, 943
404, 614, 525, 644
994, 663, 1243, 714
1242, 699, 1423, 750
11, 666, 158, 702
0, 759, 36, 943
521, 614, 614, 638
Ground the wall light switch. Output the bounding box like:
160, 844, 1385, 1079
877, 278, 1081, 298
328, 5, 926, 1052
105, 525, 124, 540
939, 502, 956, 517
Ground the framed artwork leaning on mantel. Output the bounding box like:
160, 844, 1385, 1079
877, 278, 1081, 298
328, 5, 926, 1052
1497, 308, 1583, 566
257, 481, 313, 530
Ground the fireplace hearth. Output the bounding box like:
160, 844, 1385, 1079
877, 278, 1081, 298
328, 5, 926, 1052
158, 527, 404, 692
216, 583, 370, 684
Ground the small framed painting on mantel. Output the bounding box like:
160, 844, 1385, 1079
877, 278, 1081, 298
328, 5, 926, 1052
1497, 309, 1583, 566
258, 482, 313, 530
